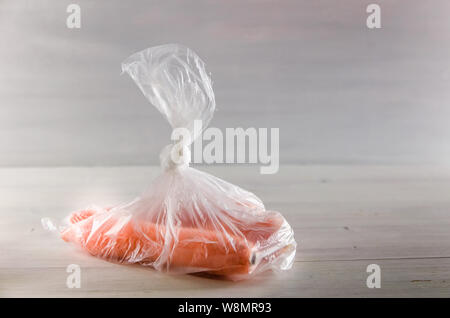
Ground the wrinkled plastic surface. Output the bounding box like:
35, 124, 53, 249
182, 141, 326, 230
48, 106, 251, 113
57, 44, 296, 280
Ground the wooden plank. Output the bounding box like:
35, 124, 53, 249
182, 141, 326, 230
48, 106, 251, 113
2, 165, 450, 297
3, 258, 450, 298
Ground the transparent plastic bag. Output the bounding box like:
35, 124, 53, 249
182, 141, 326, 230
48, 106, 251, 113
56, 44, 296, 280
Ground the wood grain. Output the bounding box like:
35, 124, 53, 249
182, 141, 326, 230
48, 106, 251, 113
1, 165, 450, 297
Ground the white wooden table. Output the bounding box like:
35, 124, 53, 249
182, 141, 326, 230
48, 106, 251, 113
2, 165, 450, 297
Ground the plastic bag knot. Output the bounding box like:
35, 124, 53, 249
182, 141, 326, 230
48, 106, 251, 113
159, 143, 191, 171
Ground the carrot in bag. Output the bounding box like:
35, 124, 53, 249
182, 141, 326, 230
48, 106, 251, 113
61, 208, 253, 275
54, 44, 296, 280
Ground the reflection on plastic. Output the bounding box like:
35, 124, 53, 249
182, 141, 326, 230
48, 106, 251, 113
54, 44, 296, 280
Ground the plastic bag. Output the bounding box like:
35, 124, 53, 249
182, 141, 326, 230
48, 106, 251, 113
57, 44, 296, 280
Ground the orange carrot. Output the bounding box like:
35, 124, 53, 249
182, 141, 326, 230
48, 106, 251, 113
61, 209, 255, 275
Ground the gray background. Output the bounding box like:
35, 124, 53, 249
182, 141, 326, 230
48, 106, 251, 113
1, 0, 450, 166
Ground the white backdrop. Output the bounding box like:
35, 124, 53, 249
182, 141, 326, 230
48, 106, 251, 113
1, 0, 450, 166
